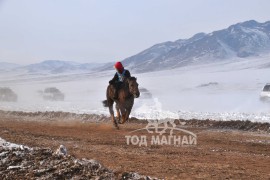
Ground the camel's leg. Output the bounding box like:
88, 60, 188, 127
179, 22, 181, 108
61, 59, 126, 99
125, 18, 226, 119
119, 106, 126, 124
123, 107, 132, 124
120, 104, 132, 124
115, 104, 121, 124
122, 100, 134, 124
108, 100, 119, 129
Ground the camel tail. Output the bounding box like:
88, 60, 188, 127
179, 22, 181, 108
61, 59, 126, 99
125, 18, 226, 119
102, 100, 109, 107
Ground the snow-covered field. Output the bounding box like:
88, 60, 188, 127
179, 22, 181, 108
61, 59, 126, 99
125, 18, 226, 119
0, 56, 270, 122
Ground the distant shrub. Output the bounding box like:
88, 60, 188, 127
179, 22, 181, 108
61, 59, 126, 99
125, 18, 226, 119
0, 87, 18, 102
139, 87, 152, 99
41, 87, 65, 101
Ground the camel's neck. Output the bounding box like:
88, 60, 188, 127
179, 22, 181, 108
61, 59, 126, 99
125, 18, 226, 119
121, 82, 132, 98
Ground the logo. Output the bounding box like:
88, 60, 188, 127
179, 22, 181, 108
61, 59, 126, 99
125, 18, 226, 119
125, 118, 197, 147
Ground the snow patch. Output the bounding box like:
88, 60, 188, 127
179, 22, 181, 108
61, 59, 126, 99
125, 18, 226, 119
0, 137, 32, 151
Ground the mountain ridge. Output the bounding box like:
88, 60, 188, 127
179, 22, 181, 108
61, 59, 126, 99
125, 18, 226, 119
0, 60, 109, 74
121, 20, 270, 73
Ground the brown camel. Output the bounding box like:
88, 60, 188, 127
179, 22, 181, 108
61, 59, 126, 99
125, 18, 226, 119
102, 77, 140, 129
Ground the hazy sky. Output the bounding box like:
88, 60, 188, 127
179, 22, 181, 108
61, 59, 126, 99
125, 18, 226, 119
0, 0, 269, 64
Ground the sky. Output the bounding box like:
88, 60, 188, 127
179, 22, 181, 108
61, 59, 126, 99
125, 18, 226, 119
0, 0, 269, 65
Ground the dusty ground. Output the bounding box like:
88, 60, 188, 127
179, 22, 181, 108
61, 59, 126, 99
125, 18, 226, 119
0, 113, 270, 179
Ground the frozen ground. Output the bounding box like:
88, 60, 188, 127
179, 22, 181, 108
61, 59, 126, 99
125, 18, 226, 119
0, 55, 270, 122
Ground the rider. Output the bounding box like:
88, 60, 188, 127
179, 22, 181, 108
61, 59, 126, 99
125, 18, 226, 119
109, 62, 131, 99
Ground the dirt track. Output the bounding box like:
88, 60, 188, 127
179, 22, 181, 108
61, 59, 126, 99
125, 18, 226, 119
0, 115, 270, 179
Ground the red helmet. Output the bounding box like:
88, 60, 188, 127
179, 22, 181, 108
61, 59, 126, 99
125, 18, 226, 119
114, 62, 124, 71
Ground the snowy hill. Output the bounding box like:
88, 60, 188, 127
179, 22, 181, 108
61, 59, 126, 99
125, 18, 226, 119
24, 60, 108, 74
121, 20, 270, 73
0, 60, 107, 74
0, 62, 21, 71
24, 60, 81, 74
